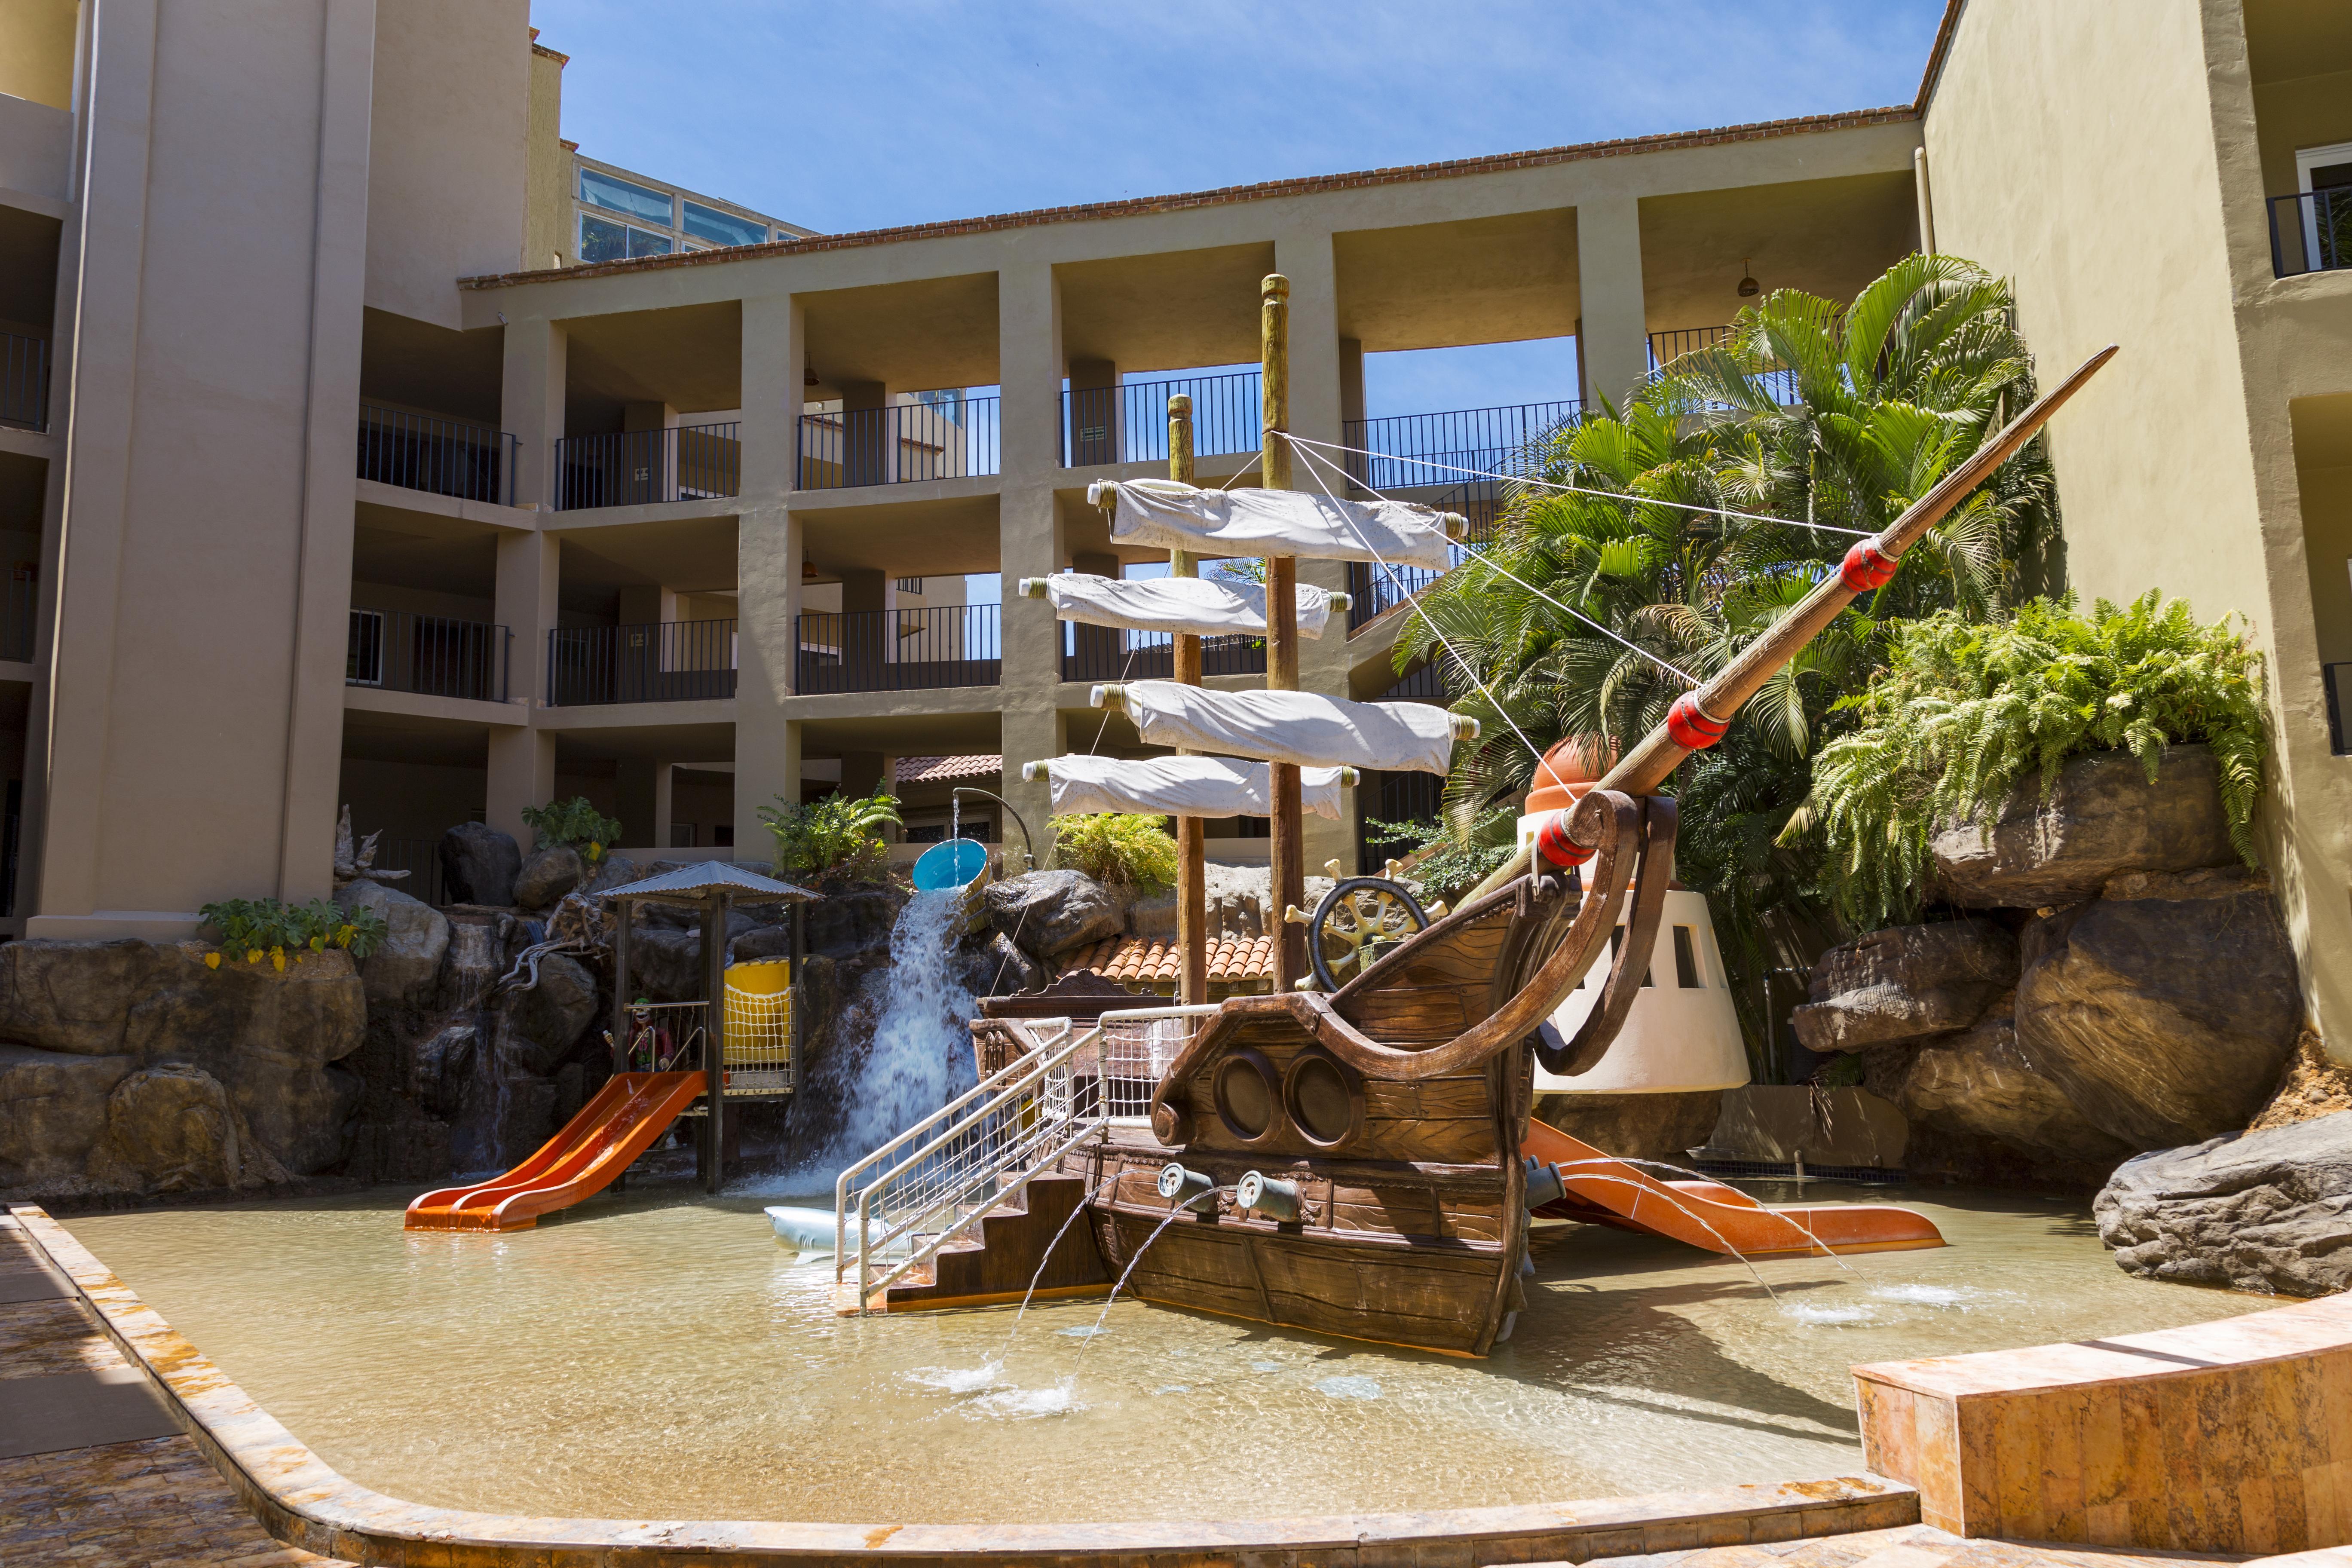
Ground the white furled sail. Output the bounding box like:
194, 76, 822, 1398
1088, 478, 1461, 573
1023, 572, 1337, 639
1032, 754, 1350, 820
1097, 680, 1473, 775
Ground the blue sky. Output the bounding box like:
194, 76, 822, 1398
532, 0, 1945, 426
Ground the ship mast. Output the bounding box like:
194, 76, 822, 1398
1260, 274, 1305, 990
1168, 394, 1209, 1006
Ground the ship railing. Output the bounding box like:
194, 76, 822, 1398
836, 1018, 1106, 1308
1091, 1004, 1217, 1123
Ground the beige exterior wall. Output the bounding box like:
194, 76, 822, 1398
1923, 0, 2352, 1056
523, 43, 570, 273
0, 0, 79, 112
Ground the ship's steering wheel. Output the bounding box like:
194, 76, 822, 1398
1302, 876, 1430, 992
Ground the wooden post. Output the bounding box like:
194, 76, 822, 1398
701, 891, 728, 1193
1261, 274, 1305, 990
788, 898, 806, 1092
610, 900, 634, 1079
1169, 394, 1208, 1008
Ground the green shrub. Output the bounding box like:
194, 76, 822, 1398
521, 796, 623, 862
760, 790, 902, 884
1809, 591, 2265, 927
198, 897, 387, 970
1363, 807, 1519, 904
1052, 813, 1179, 894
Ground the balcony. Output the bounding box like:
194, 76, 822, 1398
2270, 189, 2352, 278
547, 619, 736, 705
2328, 663, 2352, 754
794, 605, 999, 693
1344, 476, 1499, 632
1061, 371, 1261, 468
346, 610, 511, 702
1060, 623, 1266, 683
1648, 327, 1802, 404
1, 331, 47, 431
357, 406, 518, 506
1341, 399, 1581, 495
554, 424, 741, 511
0, 565, 35, 662
796, 395, 999, 490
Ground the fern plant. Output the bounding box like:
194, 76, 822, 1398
521, 796, 623, 862
1808, 591, 2266, 927
1362, 808, 1519, 903
759, 790, 902, 884
1050, 813, 1179, 894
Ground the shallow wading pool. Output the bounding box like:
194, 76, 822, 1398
67, 1183, 2272, 1526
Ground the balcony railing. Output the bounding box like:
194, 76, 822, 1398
1344, 477, 1498, 632
1062, 371, 1262, 468
1648, 326, 1801, 405
1060, 624, 1266, 683
2327, 663, 2352, 755
368, 836, 446, 906
356, 406, 518, 505
554, 423, 741, 510
547, 619, 737, 705
797, 395, 1000, 490
1341, 399, 1582, 493
1, 332, 47, 430
346, 610, 510, 702
795, 605, 1000, 692
0, 565, 36, 662
2270, 189, 2352, 278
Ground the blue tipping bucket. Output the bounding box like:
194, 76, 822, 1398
911, 837, 990, 891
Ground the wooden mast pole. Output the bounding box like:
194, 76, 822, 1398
1169, 394, 1210, 1007
1261, 274, 1305, 991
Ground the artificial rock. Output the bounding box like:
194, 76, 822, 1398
86, 1064, 291, 1195
1791, 919, 2016, 1053
0, 1044, 135, 1188
1534, 1090, 1723, 1164
438, 822, 522, 907
514, 845, 587, 910
2016, 867, 2300, 1151
1930, 744, 2238, 909
985, 870, 1124, 958
1899, 997, 2132, 1165
497, 952, 598, 1074
333, 878, 449, 1011
2095, 1112, 2352, 1296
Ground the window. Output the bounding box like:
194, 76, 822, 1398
1672, 925, 1701, 988
683, 200, 766, 248
669, 823, 695, 848
579, 214, 671, 263
895, 577, 922, 593
580, 168, 674, 226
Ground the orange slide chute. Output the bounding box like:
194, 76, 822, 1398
1522, 1118, 1945, 1257
405, 1071, 704, 1232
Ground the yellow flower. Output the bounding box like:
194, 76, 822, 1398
270, 947, 286, 972
204, 952, 221, 970
246, 949, 263, 964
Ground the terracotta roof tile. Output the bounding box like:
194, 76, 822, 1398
1060, 935, 1274, 986
896, 753, 1002, 785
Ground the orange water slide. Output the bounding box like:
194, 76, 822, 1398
405, 1071, 705, 1233
1522, 1118, 1945, 1257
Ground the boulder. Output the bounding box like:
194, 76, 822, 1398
624, 924, 704, 1003
514, 845, 587, 911
969, 931, 1045, 996
1900, 997, 2132, 1164
333, 879, 450, 1010
2095, 1113, 2352, 1296
2016, 867, 2301, 1151
1790, 919, 2015, 1053
86, 1064, 291, 1194
804, 888, 903, 959
438, 917, 505, 1012
984, 870, 1124, 957
497, 953, 598, 1074
0, 1044, 135, 1189
1931, 744, 2239, 909
1534, 1090, 1723, 1164
1703, 1084, 1910, 1168
439, 822, 522, 907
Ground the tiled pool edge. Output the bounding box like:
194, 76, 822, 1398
11, 1202, 1921, 1567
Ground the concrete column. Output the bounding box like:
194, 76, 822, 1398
502, 316, 567, 510
999, 262, 1066, 849
1576, 195, 1649, 413
489, 530, 558, 848
617, 757, 673, 849
1276, 231, 1357, 880
1068, 356, 1118, 466
840, 379, 886, 487
738, 294, 805, 853
1338, 337, 1366, 483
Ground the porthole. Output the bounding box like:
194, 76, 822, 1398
1283, 1049, 1362, 1148
1213, 1050, 1281, 1142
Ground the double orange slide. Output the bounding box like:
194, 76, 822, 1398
405, 1071, 705, 1232
1522, 1118, 1945, 1257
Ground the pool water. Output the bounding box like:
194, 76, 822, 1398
65, 1182, 2275, 1526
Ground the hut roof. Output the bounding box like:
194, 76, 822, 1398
600, 861, 818, 906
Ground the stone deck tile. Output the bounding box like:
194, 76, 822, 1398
0, 1434, 357, 1568
1582, 1527, 2254, 1568
0, 1294, 132, 1378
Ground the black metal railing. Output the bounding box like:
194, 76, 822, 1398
1062, 371, 1261, 467
1059, 625, 1266, 682
554, 423, 741, 510
1647, 326, 1801, 404
1, 332, 47, 430
795, 605, 1000, 692
357, 406, 517, 505
2270, 189, 2352, 278
796, 395, 999, 490
1358, 769, 1442, 874
1341, 399, 1581, 493
367, 836, 446, 906
0, 564, 36, 662
1344, 477, 1498, 632
2328, 663, 2352, 754
346, 610, 510, 702
547, 619, 737, 705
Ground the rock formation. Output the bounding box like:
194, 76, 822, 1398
2095, 1113, 2352, 1296
438, 822, 522, 907
1792, 919, 2016, 1052
984, 870, 1125, 956
1929, 744, 2239, 908
1899, 999, 2130, 1164
514, 845, 586, 911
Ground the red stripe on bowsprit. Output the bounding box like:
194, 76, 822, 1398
1666, 692, 1730, 750
1535, 810, 1594, 867
1840, 539, 1898, 591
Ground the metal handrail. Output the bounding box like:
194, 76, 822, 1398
2269, 189, 2352, 278
796, 394, 1000, 490
553, 422, 741, 510
1061, 371, 1261, 467
0, 332, 48, 431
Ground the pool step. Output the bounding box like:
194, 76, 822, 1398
861, 1173, 1111, 1313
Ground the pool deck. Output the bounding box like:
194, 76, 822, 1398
0, 1200, 2324, 1568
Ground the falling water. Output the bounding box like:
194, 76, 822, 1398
1075, 1200, 1200, 1358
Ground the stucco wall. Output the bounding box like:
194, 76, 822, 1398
523, 45, 570, 272
2252, 69, 2352, 197
0, 0, 78, 111
366, 0, 530, 329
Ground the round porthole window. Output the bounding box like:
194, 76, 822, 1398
1213, 1050, 1280, 1142
1284, 1051, 1360, 1147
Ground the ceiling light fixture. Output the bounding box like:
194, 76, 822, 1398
1737, 260, 1760, 298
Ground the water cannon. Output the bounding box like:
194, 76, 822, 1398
1156, 1163, 1215, 1208
1523, 1155, 1565, 1209
1235, 1170, 1304, 1222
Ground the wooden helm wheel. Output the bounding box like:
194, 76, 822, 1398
1306, 876, 1429, 992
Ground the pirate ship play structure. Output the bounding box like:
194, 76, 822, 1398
815, 277, 2116, 1356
